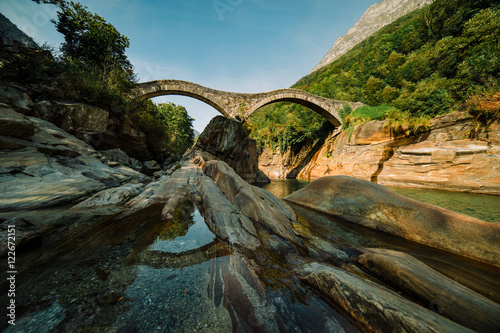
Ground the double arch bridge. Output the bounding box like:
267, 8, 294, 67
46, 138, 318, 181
128, 80, 363, 127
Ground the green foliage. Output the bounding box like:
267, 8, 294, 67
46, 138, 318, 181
11, 1, 136, 112
0, 44, 57, 84
466, 83, 500, 124
158, 102, 195, 156
384, 109, 431, 137
343, 104, 397, 138
338, 104, 352, 130
249, 102, 333, 153
53, 1, 133, 76
156, 200, 195, 241
132, 100, 195, 159
250, 0, 500, 147
36, 1, 134, 111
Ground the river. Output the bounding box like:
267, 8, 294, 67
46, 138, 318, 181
3, 180, 499, 332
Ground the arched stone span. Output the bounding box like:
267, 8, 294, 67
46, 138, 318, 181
128, 80, 363, 126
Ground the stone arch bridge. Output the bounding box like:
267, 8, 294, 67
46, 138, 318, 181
128, 80, 363, 126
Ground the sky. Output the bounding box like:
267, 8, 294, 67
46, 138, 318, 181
1, 0, 379, 132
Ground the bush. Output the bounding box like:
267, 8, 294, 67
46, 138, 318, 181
384, 109, 431, 137
466, 83, 500, 123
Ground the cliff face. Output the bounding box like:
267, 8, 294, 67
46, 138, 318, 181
309, 0, 434, 74
296, 113, 500, 194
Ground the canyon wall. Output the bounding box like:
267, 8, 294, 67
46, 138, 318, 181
260, 112, 500, 194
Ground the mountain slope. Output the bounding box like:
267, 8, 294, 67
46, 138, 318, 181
309, 0, 434, 74
250, 0, 499, 166
0, 12, 38, 48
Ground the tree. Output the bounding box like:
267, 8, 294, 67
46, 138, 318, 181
52, 1, 132, 75
158, 103, 195, 155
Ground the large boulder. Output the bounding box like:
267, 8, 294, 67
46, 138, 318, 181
202, 160, 300, 244
140, 160, 161, 176
32, 100, 109, 145
122, 155, 299, 252
0, 104, 148, 211
92, 116, 149, 161
285, 176, 500, 266
295, 262, 473, 333
194, 116, 270, 184
0, 104, 35, 139
356, 248, 500, 332
100, 148, 142, 170
0, 81, 33, 114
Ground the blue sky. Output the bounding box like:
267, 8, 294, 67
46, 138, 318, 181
1, 0, 379, 132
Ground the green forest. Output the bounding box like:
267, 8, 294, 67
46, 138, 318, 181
1, 0, 195, 162
249, 0, 500, 153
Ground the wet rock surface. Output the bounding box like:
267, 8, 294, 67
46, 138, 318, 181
0, 217, 41, 257
296, 262, 474, 333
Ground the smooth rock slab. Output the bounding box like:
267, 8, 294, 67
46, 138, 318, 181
285, 176, 500, 266
203, 160, 301, 245
0, 105, 148, 211
296, 262, 473, 333
357, 248, 500, 332
72, 183, 146, 209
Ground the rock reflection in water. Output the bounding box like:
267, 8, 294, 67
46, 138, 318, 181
149, 200, 215, 253
124, 200, 357, 332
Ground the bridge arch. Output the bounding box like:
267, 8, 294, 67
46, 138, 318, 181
247, 89, 344, 127
129, 80, 361, 126
129, 80, 233, 118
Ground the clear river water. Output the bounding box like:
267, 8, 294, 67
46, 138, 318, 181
2, 180, 499, 332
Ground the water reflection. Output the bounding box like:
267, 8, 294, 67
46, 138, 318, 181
149, 201, 215, 253
8, 183, 498, 332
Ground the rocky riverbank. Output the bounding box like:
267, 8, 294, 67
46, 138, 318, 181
118, 116, 500, 332
259, 112, 500, 194
2, 103, 499, 331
